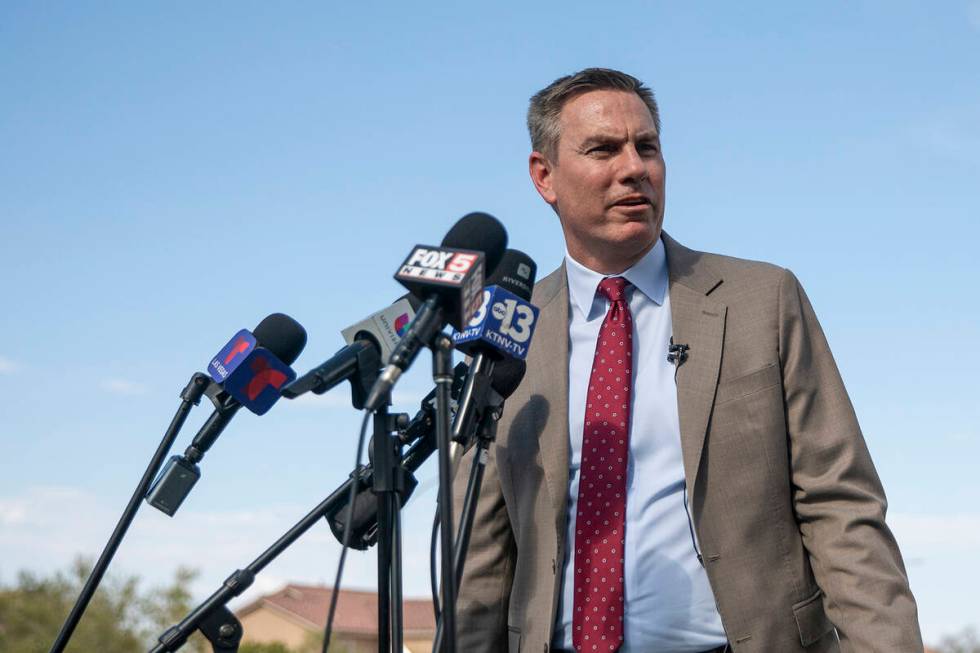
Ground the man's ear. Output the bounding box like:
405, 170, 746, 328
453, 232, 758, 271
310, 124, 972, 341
529, 151, 558, 205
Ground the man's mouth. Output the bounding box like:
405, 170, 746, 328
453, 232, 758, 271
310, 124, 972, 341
611, 195, 652, 208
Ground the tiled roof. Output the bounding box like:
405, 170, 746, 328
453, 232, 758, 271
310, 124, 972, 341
237, 584, 436, 635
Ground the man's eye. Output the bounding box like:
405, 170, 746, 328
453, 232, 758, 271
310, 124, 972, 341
587, 144, 614, 154
639, 142, 659, 153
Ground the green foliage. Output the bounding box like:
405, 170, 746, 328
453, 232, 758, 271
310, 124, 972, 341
0, 561, 358, 653
0, 558, 142, 653
239, 643, 298, 653
0, 558, 206, 653
238, 637, 353, 653
139, 566, 207, 653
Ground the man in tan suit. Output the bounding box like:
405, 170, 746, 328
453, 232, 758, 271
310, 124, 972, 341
452, 68, 922, 652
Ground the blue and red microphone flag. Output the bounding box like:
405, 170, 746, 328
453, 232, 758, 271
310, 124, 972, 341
208, 329, 296, 415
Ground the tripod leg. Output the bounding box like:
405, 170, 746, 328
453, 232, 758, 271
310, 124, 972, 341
377, 492, 391, 653
391, 494, 404, 653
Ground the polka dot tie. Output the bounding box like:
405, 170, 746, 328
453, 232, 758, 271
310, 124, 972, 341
572, 276, 632, 653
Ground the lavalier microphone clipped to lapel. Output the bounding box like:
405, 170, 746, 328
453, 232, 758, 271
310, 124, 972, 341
668, 336, 690, 367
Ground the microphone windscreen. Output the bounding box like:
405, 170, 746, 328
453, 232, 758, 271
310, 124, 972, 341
487, 249, 537, 301
491, 359, 527, 399
441, 212, 508, 276
253, 313, 308, 365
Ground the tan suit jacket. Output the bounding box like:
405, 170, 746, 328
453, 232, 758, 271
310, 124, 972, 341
452, 233, 922, 652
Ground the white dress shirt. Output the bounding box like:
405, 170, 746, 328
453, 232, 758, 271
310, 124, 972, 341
552, 237, 728, 652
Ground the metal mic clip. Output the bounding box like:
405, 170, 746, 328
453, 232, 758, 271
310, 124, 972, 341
667, 337, 689, 367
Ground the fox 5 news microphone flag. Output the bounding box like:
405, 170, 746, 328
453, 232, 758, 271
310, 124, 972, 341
395, 245, 485, 330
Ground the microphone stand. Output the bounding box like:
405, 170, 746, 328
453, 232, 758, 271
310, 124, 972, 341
452, 412, 500, 599
285, 341, 411, 653
149, 341, 466, 652
431, 393, 503, 653
371, 403, 408, 653
49, 373, 209, 653
147, 407, 453, 653
431, 334, 457, 653
148, 465, 374, 652
152, 350, 432, 653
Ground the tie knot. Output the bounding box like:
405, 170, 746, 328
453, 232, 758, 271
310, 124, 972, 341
597, 276, 630, 303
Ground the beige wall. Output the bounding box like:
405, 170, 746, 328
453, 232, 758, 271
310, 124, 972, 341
239, 608, 312, 650
238, 606, 384, 653
405, 636, 435, 652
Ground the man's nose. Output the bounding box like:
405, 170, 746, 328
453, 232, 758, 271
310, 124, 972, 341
617, 144, 648, 183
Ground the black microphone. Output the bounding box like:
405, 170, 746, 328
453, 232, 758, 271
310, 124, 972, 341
364, 212, 508, 411
448, 357, 527, 464
145, 313, 307, 516
187, 313, 306, 458
326, 360, 525, 550
324, 362, 470, 550
282, 294, 423, 407
451, 249, 538, 447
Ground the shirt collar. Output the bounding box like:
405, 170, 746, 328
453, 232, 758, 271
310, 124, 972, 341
565, 236, 668, 321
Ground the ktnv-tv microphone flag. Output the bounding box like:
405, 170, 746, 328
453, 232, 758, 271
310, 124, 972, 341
451, 249, 538, 446
452, 248, 539, 362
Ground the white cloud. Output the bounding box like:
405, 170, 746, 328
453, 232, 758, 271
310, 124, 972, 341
0, 484, 437, 611
0, 356, 18, 374
889, 511, 980, 557
5, 488, 979, 642
890, 511, 980, 642
0, 500, 29, 526
101, 378, 148, 396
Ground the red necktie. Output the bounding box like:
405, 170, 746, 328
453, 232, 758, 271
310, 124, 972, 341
572, 276, 632, 653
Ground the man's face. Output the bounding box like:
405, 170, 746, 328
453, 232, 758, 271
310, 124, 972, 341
530, 89, 666, 273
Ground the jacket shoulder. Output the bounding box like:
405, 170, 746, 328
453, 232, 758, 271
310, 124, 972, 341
530, 263, 567, 307
662, 231, 794, 301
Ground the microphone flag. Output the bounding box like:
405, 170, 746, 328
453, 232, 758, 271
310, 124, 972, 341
208, 329, 296, 415
395, 245, 485, 330
452, 285, 539, 360
209, 329, 257, 382
340, 296, 417, 362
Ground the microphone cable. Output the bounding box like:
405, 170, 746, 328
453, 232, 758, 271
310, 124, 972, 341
428, 443, 466, 623
321, 409, 372, 653
430, 502, 443, 622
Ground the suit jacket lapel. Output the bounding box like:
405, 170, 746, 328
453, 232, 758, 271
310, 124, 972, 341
525, 263, 572, 533
662, 233, 727, 499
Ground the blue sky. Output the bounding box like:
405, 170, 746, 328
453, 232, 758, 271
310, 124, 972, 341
1, 1, 978, 645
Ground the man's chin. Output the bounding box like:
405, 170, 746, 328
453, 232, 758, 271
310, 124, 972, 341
607, 219, 660, 246
588, 225, 658, 267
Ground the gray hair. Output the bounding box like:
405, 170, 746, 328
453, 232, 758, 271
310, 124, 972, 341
527, 67, 661, 160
